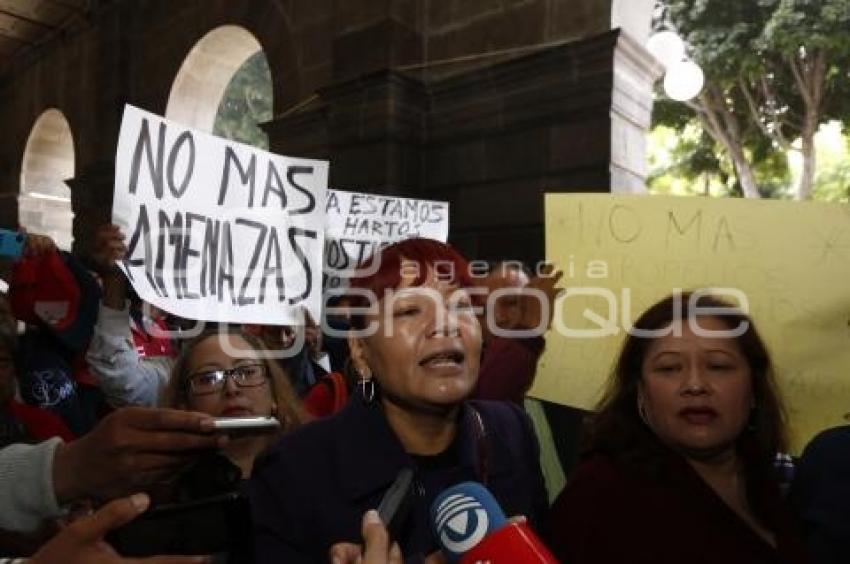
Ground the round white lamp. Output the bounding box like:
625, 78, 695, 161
663, 60, 705, 101
646, 30, 686, 68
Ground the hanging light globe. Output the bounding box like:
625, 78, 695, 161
663, 60, 705, 101
646, 30, 686, 68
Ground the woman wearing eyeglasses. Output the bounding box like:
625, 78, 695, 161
122, 328, 305, 561
163, 327, 303, 478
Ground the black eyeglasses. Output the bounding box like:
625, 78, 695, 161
187, 363, 268, 395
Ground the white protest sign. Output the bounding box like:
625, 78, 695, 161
113, 105, 328, 325
323, 189, 449, 289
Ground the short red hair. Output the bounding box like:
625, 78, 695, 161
345, 238, 473, 327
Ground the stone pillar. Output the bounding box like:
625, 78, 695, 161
266, 69, 429, 195
610, 31, 664, 193
66, 161, 115, 258
425, 30, 638, 263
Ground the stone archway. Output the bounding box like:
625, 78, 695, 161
19, 109, 75, 251
165, 25, 266, 134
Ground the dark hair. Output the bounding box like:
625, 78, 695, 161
346, 238, 473, 330
587, 292, 788, 522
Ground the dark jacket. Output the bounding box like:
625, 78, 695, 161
548, 451, 808, 564
790, 425, 850, 564
250, 396, 549, 563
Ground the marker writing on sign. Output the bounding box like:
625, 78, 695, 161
123, 205, 316, 306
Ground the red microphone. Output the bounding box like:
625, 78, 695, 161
430, 482, 559, 563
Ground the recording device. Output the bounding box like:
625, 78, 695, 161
430, 482, 558, 564
0, 229, 25, 259
212, 416, 280, 434
376, 467, 415, 541
107, 491, 251, 557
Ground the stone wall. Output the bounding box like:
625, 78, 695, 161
0, 0, 660, 262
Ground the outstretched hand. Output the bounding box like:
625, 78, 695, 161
30, 493, 210, 564
90, 224, 127, 276
517, 264, 564, 334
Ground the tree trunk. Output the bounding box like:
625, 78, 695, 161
694, 87, 762, 199
797, 128, 816, 200
730, 147, 761, 199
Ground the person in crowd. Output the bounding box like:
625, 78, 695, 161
0, 326, 74, 556
251, 314, 351, 418
256, 314, 333, 396
86, 224, 176, 407
251, 238, 548, 563
478, 261, 532, 343
0, 328, 74, 446
546, 292, 808, 564
473, 261, 562, 404
10, 234, 106, 436
162, 327, 303, 480
790, 424, 850, 564
300, 362, 352, 418
0, 407, 225, 533
95, 328, 304, 562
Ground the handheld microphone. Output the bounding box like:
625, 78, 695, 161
430, 482, 558, 564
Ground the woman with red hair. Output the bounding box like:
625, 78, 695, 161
250, 238, 548, 563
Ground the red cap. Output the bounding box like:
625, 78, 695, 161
9, 250, 81, 330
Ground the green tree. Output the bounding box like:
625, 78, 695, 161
655, 0, 850, 199
213, 51, 273, 150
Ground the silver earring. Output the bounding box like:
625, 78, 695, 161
637, 396, 650, 426
358, 367, 375, 404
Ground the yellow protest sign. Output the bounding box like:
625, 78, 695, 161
530, 193, 850, 452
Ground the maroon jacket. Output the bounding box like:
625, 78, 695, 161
548, 452, 809, 564
474, 336, 545, 404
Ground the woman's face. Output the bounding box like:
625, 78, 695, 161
184, 334, 275, 418
351, 263, 482, 411
639, 315, 754, 458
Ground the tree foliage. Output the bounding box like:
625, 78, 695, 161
653, 0, 850, 199
213, 51, 273, 150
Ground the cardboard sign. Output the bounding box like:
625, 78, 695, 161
323, 189, 449, 289
113, 105, 328, 325
532, 193, 850, 452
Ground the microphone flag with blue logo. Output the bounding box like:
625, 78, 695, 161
430, 482, 505, 561
430, 481, 560, 564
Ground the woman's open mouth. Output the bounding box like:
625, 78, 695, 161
419, 348, 465, 370
678, 406, 719, 425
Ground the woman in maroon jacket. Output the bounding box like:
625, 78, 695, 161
548, 292, 808, 564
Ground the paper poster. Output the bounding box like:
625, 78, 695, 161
532, 193, 850, 451
323, 189, 449, 289
113, 104, 328, 325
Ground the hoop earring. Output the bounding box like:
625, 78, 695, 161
637, 396, 650, 426
358, 367, 375, 404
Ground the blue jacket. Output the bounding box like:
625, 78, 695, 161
250, 396, 549, 563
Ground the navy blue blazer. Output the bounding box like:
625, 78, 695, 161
250, 396, 549, 563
